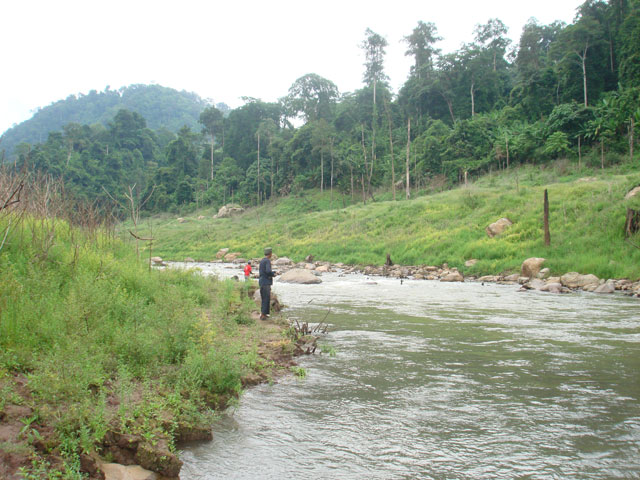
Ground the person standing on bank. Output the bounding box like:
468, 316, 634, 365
259, 247, 277, 320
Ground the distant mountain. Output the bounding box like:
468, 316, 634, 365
0, 84, 225, 157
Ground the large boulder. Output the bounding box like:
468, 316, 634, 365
440, 271, 464, 282
560, 272, 600, 289
541, 282, 565, 293
214, 204, 245, 219
224, 252, 242, 262
274, 257, 293, 266
215, 248, 229, 259
486, 218, 513, 238
521, 257, 546, 278
278, 269, 322, 284
594, 281, 616, 294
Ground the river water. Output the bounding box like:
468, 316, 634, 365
178, 264, 640, 479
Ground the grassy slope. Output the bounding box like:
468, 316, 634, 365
141, 161, 640, 281
0, 214, 294, 477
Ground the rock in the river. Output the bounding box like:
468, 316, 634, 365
541, 282, 565, 293
278, 269, 322, 284
150, 256, 164, 265
525, 278, 546, 290
521, 257, 546, 278
486, 218, 513, 238
316, 264, 330, 272
560, 272, 600, 289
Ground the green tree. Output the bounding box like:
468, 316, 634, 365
282, 73, 339, 123
199, 105, 224, 182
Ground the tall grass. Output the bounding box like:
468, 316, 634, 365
138, 161, 640, 280
0, 169, 264, 477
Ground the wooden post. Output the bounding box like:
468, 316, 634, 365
544, 189, 551, 246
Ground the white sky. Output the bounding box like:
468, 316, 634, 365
0, 0, 580, 135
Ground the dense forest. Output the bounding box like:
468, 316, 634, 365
0, 84, 229, 157
3, 0, 640, 214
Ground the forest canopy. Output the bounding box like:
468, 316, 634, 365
2, 0, 639, 214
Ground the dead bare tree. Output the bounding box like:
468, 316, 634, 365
103, 184, 155, 260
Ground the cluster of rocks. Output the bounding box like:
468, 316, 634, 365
161, 248, 640, 297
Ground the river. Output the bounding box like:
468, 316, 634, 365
177, 263, 640, 479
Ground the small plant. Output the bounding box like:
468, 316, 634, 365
290, 366, 307, 379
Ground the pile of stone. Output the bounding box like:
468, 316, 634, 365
207, 248, 640, 296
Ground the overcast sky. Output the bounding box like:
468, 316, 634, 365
1, 0, 581, 135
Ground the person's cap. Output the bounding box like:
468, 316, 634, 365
264, 247, 272, 255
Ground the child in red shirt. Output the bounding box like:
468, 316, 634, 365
244, 262, 252, 281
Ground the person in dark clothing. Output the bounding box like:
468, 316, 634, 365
259, 247, 276, 320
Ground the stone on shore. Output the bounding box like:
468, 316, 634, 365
486, 218, 513, 238
560, 272, 600, 289
213, 204, 244, 219
278, 269, 322, 284
521, 257, 546, 278
215, 248, 229, 259
440, 271, 464, 282
594, 281, 616, 294
316, 264, 330, 272
502, 273, 521, 283
274, 257, 293, 266
150, 257, 164, 265
465, 259, 478, 267
101, 463, 158, 480
223, 252, 242, 262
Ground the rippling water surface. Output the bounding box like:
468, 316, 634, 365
179, 264, 640, 479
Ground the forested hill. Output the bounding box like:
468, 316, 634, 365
4, 0, 640, 218
0, 84, 228, 157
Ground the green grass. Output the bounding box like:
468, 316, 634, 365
134, 160, 640, 280
0, 210, 275, 477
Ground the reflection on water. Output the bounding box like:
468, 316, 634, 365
179, 264, 640, 479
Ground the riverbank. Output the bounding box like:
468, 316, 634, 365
129, 162, 640, 282
0, 210, 302, 479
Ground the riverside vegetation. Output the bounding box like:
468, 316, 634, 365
133, 160, 640, 282
0, 171, 300, 479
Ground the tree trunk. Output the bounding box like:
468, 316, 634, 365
350, 166, 354, 202
506, 137, 510, 169
630, 117, 635, 162
544, 189, 551, 246
578, 135, 582, 168
601, 138, 605, 170
406, 118, 411, 200
257, 133, 261, 205
470, 80, 476, 117
625, 208, 640, 236
320, 147, 324, 193
361, 173, 366, 204
385, 101, 396, 201
579, 43, 589, 107
438, 91, 455, 123
330, 139, 334, 206
211, 133, 215, 182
